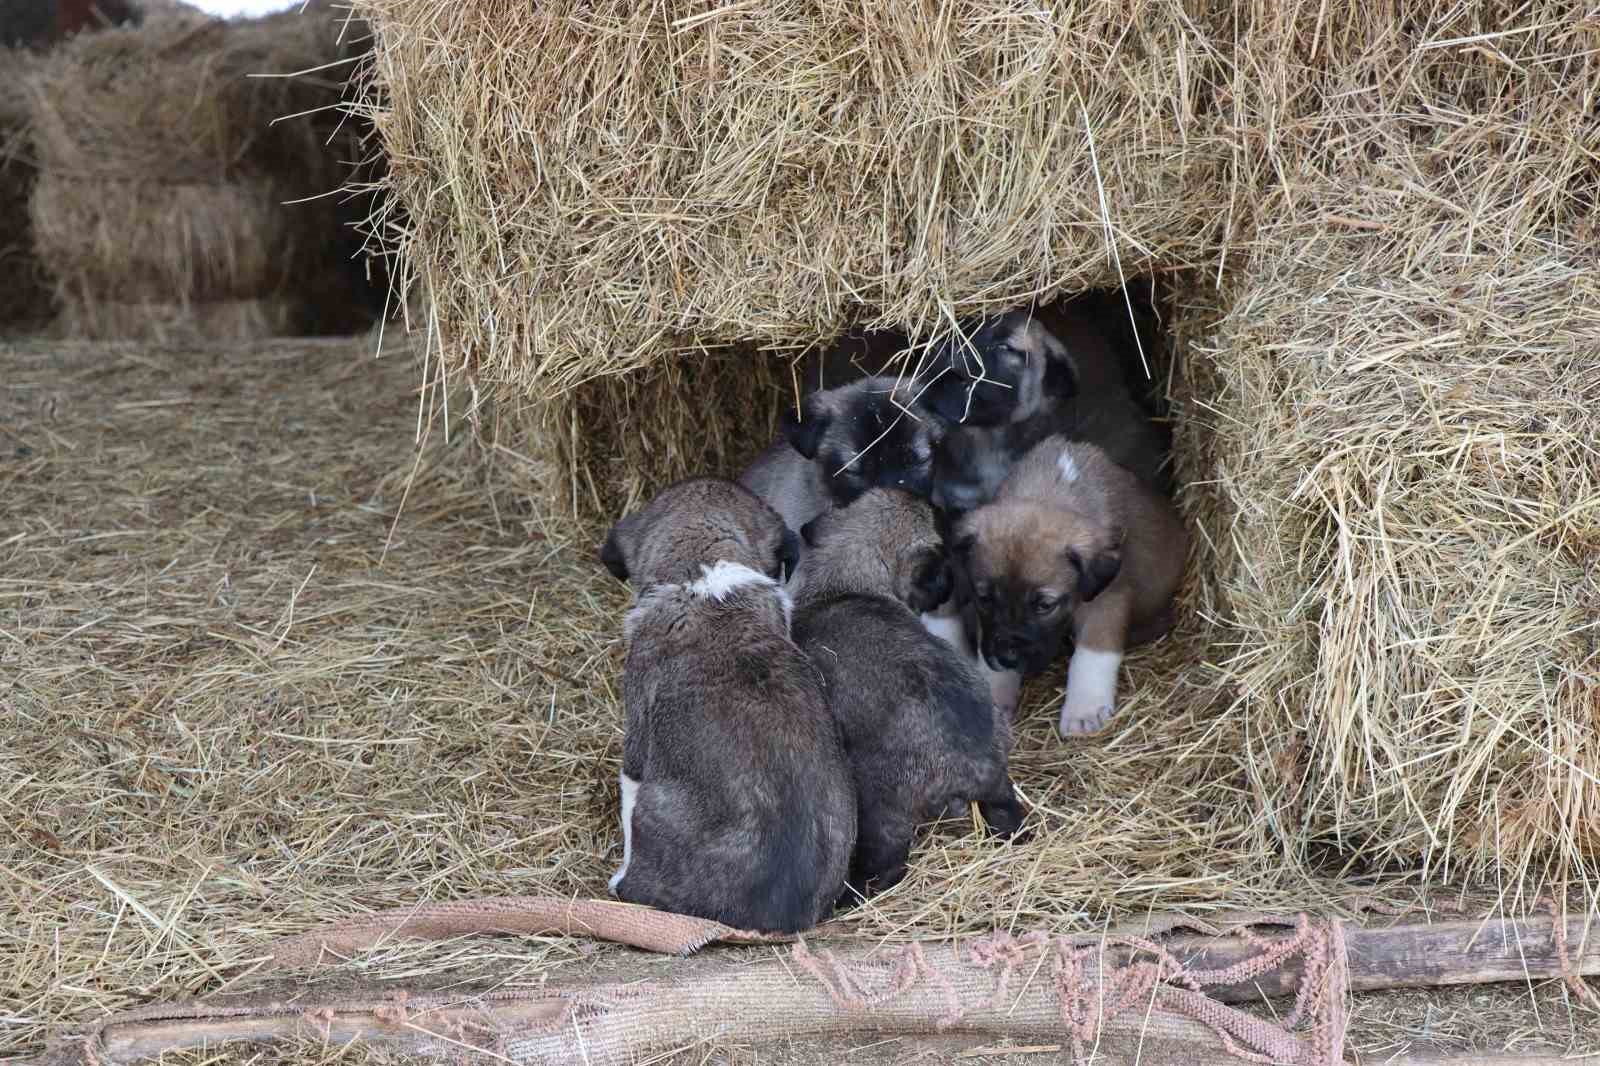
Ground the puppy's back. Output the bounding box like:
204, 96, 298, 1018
622, 595, 854, 932
794, 595, 1003, 811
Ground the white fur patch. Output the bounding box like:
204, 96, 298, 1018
920, 608, 971, 655
1060, 646, 1122, 736
688, 560, 776, 602
608, 772, 641, 894
1057, 449, 1081, 483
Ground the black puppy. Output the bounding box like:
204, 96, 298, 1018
738, 375, 943, 534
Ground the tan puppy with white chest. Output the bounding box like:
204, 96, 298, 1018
951, 437, 1186, 735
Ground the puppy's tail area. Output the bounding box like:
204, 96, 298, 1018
745, 809, 840, 934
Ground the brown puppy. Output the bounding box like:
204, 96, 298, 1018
952, 439, 1186, 736
600, 478, 856, 932
791, 489, 1023, 898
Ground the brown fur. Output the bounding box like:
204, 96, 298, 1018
953, 439, 1186, 736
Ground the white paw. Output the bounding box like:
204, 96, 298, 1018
1059, 702, 1114, 736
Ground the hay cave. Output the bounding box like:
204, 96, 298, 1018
4, 2, 1599, 1065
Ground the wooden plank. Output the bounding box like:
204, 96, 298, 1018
1119, 915, 1600, 1002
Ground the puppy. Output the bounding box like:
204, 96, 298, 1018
930, 305, 1169, 516
952, 438, 1186, 737
600, 478, 856, 932
738, 375, 942, 534
790, 489, 1024, 897
918, 308, 1077, 427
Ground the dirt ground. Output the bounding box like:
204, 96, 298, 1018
3, 337, 1598, 1064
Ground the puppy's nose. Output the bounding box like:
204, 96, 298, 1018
990, 639, 1023, 671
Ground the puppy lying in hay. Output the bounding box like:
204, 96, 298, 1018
599, 477, 855, 933
791, 488, 1024, 899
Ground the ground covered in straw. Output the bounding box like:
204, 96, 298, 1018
3, 337, 1597, 1063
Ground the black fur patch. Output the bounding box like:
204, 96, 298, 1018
1071, 548, 1122, 602
599, 529, 628, 580
786, 398, 830, 459
906, 553, 952, 614
778, 527, 801, 581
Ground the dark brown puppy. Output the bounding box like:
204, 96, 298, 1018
600, 478, 855, 933
930, 304, 1169, 516
791, 489, 1023, 899
739, 375, 944, 534
953, 439, 1186, 737
919, 308, 1077, 427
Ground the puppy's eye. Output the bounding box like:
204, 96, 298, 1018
1032, 595, 1058, 615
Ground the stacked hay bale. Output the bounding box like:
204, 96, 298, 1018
351, 0, 1600, 898
25, 4, 379, 340
1177, 0, 1600, 887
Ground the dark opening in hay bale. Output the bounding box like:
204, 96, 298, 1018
353, 0, 1600, 905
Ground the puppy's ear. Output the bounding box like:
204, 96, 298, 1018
904, 550, 953, 613
777, 526, 801, 581
1068, 545, 1122, 602
786, 395, 830, 459
599, 515, 636, 581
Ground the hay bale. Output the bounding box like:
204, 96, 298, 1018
1163, 0, 1600, 885
51, 294, 297, 340
25, 4, 386, 338
0, 46, 48, 330
357, 0, 1229, 396
30, 174, 298, 301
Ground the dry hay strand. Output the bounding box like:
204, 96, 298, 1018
30, 175, 301, 303
49, 294, 298, 340
356, 0, 1231, 399
1174, 0, 1600, 890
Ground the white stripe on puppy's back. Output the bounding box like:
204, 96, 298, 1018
608, 772, 641, 894
688, 560, 776, 601
1057, 448, 1081, 483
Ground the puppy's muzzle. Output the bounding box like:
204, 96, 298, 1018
984, 635, 1027, 672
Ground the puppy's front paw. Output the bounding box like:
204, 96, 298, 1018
1059, 702, 1113, 736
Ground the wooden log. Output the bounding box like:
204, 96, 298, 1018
21, 914, 1600, 1066
1134, 914, 1600, 1003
